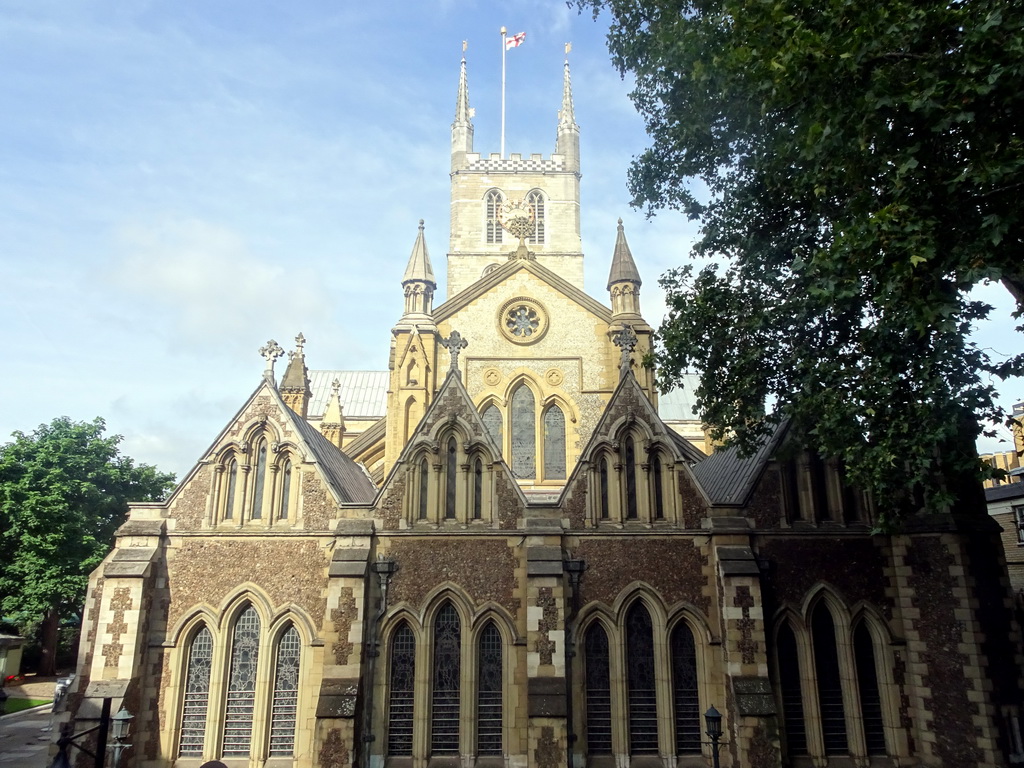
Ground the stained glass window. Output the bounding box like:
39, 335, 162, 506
279, 459, 292, 520
527, 190, 545, 244
584, 624, 612, 755
599, 458, 610, 519
419, 457, 429, 520
224, 459, 238, 520
653, 454, 665, 520
431, 603, 461, 753
543, 406, 566, 480
626, 603, 658, 753
671, 623, 700, 754
624, 437, 638, 520
511, 386, 536, 479
854, 623, 886, 755
445, 438, 457, 519
812, 604, 848, 755
477, 622, 503, 755
178, 626, 213, 756
778, 621, 808, 755
252, 443, 267, 520
473, 459, 483, 520
482, 405, 503, 452
269, 625, 301, 756
486, 190, 503, 244
223, 606, 261, 755
388, 623, 416, 756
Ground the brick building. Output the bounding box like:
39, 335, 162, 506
65, 55, 1024, 768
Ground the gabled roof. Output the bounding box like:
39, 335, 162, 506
308, 370, 389, 420
690, 421, 789, 506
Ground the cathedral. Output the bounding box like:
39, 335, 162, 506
65, 55, 1024, 768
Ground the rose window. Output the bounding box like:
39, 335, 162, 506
498, 297, 549, 345
506, 305, 540, 337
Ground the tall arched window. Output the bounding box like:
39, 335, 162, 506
511, 385, 536, 479
178, 626, 213, 756
431, 604, 461, 753
482, 404, 503, 450
671, 622, 700, 754
224, 459, 238, 520
652, 454, 665, 520
626, 603, 658, 753
223, 606, 261, 756
812, 604, 848, 754
584, 624, 612, 755
418, 457, 429, 520
624, 437, 639, 520
543, 405, 566, 480
777, 621, 808, 755
599, 457, 610, 520
854, 623, 886, 755
269, 625, 301, 756
486, 190, 503, 244
473, 458, 483, 520
251, 442, 268, 520
527, 190, 545, 244
278, 459, 292, 520
387, 623, 416, 756
445, 438, 458, 520
477, 622, 503, 755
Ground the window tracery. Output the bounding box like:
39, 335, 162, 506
812, 604, 849, 755
527, 190, 545, 244
624, 437, 639, 520
584, 623, 612, 755
486, 190, 503, 244
279, 459, 292, 520
178, 626, 213, 756
224, 459, 238, 520
671, 622, 701, 754
511, 385, 536, 479
477, 622, 503, 755
777, 620, 808, 755
269, 625, 301, 756
251, 443, 268, 520
543, 405, 566, 480
431, 604, 462, 753
223, 606, 261, 755
445, 438, 458, 520
387, 623, 416, 756
626, 604, 658, 753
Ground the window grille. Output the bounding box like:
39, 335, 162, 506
1015, 505, 1024, 544
388, 623, 416, 756
223, 606, 261, 756
224, 459, 238, 520
279, 459, 292, 520
777, 621, 808, 755
811, 605, 848, 754
486, 191, 503, 244
178, 627, 213, 756
269, 625, 301, 756
431, 604, 461, 754
473, 459, 483, 520
445, 438, 457, 519
418, 457, 429, 520
543, 406, 566, 479
482, 404, 503, 451
626, 604, 658, 753
584, 624, 612, 755
477, 623, 503, 755
599, 458, 610, 519
671, 623, 700, 754
624, 437, 638, 519
527, 190, 545, 244
653, 455, 665, 520
853, 623, 886, 755
252, 443, 267, 519
511, 386, 536, 479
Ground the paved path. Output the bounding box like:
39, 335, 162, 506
0, 705, 54, 767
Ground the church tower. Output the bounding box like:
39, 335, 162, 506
446, 55, 583, 297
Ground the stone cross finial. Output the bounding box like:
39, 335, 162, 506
259, 339, 285, 382
440, 330, 469, 378
294, 332, 306, 355
611, 324, 638, 378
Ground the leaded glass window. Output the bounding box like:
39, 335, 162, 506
388, 623, 416, 756
527, 190, 545, 244
279, 459, 292, 520
511, 386, 536, 479
223, 606, 261, 756
671, 623, 700, 754
812, 604, 848, 755
477, 622, 503, 755
486, 190, 503, 244
431, 603, 461, 753
854, 623, 886, 755
653, 454, 665, 520
473, 458, 483, 520
626, 603, 658, 753
599, 457, 610, 519
252, 442, 267, 520
445, 438, 457, 519
482, 404, 503, 452
179, 626, 213, 756
543, 406, 566, 480
584, 624, 612, 755
419, 457, 429, 520
778, 621, 808, 755
624, 437, 638, 520
224, 459, 238, 520
269, 625, 300, 756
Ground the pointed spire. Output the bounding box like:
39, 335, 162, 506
320, 377, 347, 450
607, 219, 642, 289
454, 56, 472, 126
555, 59, 580, 173
280, 333, 312, 418
400, 220, 437, 320
451, 55, 474, 168
558, 59, 576, 129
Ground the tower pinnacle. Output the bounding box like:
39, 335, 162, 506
400, 220, 437, 320
555, 59, 580, 173
451, 56, 474, 169
607, 219, 643, 318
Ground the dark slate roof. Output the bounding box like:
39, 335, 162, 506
290, 412, 378, 503
690, 422, 788, 505
985, 482, 1024, 503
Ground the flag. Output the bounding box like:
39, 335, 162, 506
505, 32, 526, 50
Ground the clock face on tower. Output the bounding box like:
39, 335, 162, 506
497, 199, 536, 242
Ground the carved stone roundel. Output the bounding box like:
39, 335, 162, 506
545, 368, 563, 387
484, 368, 502, 387
498, 297, 549, 345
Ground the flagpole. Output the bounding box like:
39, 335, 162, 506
500, 26, 507, 158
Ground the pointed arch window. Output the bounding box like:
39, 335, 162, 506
477, 622, 503, 755
251, 442, 268, 520
431, 604, 461, 753
626, 603, 658, 753
445, 437, 458, 520
387, 623, 416, 756
224, 459, 238, 520
418, 457, 429, 520
223, 606, 261, 756
527, 190, 545, 244
653, 454, 665, 520
482, 404, 503, 451
279, 459, 292, 520
543, 405, 566, 480
511, 385, 536, 479
473, 458, 483, 520
854, 623, 886, 755
777, 621, 808, 755
599, 457, 610, 519
269, 625, 301, 756
486, 190, 503, 244
178, 626, 213, 756
812, 604, 848, 755
624, 436, 639, 520
584, 624, 612, 755
671, 622, 701, 754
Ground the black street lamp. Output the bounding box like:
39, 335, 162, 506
109, 706, 134, 768
704, 705, 723, 768
49, 698, 133, 768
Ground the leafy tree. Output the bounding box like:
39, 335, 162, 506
0, 417, 175, 675
580, 0, 1024, 525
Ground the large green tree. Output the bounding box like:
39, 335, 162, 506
0, 417, 175, 674
581, 0, 1024, 525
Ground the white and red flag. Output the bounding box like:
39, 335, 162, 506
505, 31, 526, 50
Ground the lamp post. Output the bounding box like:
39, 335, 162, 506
49, 699, 132, 768
109, 706, 134, 768
704, 705, 723, 768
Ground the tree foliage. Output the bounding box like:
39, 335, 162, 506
580, 0, 1024, 524
0, 417, 175, 672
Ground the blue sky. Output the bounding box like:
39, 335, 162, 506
1, 1, 1019, 479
